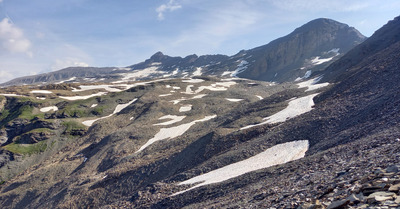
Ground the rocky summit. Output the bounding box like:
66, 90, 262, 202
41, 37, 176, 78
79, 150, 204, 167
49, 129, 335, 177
0, 16, 399, 209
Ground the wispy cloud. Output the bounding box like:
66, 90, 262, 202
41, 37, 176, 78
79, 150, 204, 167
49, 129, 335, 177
156, 0, 182, 20
267, 0, 370, 12
0, 18, 32, 57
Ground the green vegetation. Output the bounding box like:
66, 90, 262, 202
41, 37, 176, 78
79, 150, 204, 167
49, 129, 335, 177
91, 106, 104, 115
62, 120, 87, 133
3, 140, 48, 155
25, 128, 54, 134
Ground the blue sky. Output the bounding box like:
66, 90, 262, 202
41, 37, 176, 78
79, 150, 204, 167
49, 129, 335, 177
0, 0, 399, 83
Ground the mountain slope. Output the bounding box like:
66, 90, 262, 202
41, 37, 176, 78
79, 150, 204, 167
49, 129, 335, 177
236, 18, 366, 82
0, 18, 365, 86
0, 16, 398, 209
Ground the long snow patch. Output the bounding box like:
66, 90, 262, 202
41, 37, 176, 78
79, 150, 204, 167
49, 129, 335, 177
174, 140, 309, 195
241, 94, 318, 130
297, 77, 329, 92
136, 115, 217, 153
40, 106, 58, 112
82, 98, 137, 126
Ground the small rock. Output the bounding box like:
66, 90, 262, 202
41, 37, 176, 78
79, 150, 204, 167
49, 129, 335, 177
367, 191, 396, 203
386, 165, 400, 173
389, 183, 400, 192
347, 194, 360, 204
326, 199, 350, 209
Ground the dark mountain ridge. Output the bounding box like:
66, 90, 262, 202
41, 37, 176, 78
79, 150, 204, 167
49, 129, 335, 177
1, 18, 366, 86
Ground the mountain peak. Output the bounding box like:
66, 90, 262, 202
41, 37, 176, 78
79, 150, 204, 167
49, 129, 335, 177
150, 51, 166, 61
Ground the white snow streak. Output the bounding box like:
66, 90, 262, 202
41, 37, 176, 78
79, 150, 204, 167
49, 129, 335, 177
225, 98, 243, 102
82, 99, 137, 126
30, 90, 52, 94
60, 92, 107, 101
241, 94, 318, 130
297, 77, 329, 92
136, 115, 217, 153
174, 140, 309, 195
179, 105, 192, 112
153, 115, 186, 126
40, 106, 58, 112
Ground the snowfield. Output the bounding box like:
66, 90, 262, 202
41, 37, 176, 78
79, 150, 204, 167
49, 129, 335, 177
154, 115, 186, 126
179, 104, 192, 112
297, 77, 329, 92
82, 98, 137, 126
175, 140, 309, 195
241, 94, 318, 130
225, 98, 243, 102
40, 106, 58, 112
60, 92, 108, 101
30, 90, 53, 94
136, 115, 217, 153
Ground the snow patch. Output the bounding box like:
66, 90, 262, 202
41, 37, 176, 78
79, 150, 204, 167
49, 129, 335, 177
60, 92, 107, 101
297, 77, 329, 92
179, 105, 192, 112
192, 67, 203, 76
311, 56, 333, 65
56, 77, 76, 84
40, 106, 58, 112
174, 140, 309, 195
225, 98, 243, 102
136, 115, 217, 153
182, 79, 205, 83
30, 90, 52, 94
153, 115, 186, 126
82, 98, 137, 126
241, 94, 318, 130
256, 95, 263, 100
91, 104, 98, 108
159, 94, 172, 97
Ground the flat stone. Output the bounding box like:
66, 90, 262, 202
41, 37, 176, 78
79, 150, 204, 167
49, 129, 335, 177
326, 199, 350, 209
386, 165, 400, 173
389, 183, 400, 192
367, 191, 396, 203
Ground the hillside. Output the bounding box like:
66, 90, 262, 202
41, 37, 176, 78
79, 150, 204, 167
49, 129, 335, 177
0, 16, 399, 208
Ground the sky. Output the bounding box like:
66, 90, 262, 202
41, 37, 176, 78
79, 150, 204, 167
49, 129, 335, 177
0, 0, 399, 83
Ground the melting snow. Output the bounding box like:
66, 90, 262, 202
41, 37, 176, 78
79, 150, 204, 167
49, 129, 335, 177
60, 92, 108, 101
159, 94, 173, 97
174, 140, 309, 195
192, 67, 203, 76
0, 94, 23, 97
154, 115, 186, 126
136, 115, 217, 153
241, 94, 318, 130
91, 104, 98, 108
182, 79, 205, 83
56, 77, 76, 84
256, 95, 263, 100
225, 98, 243, 102
118, 66, 159, 81
82, 98, 137, 126
311, 56, 334, 65
30, 90, 52, 94
40, 106, 58, 112
232, 60, 249, 77
297, 77, 329, 92
179, 105, 192, 112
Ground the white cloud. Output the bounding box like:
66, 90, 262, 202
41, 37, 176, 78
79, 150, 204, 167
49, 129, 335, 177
156, 0, 182, 20
51, 58, 89, 71
267, 0, 369, 12
0, 18, 32, 56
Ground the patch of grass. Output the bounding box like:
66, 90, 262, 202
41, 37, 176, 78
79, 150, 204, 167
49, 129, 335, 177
26, 128, 54, 134
91, 106, 105, 115
3, 140, 48, 155
62, 120, 87, 132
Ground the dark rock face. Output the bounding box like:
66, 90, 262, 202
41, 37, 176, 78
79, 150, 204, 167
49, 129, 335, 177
238, 18, 366, 82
